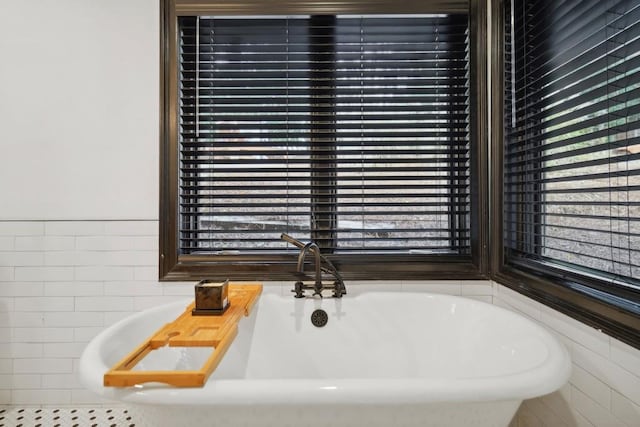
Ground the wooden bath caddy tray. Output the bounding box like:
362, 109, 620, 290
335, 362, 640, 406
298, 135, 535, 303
104, 283, 262, 388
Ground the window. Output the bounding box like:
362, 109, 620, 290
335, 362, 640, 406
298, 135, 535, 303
160, 0, 488, 281
495, 0, 640, 346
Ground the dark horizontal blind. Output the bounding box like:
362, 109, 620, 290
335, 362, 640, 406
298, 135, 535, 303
504, 0, 640, 286
178, 15, 470, 255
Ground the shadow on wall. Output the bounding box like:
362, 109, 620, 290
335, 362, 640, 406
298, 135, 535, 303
0, 301, 11, 403
0, 301, 9, 343
513, 390, 577, 427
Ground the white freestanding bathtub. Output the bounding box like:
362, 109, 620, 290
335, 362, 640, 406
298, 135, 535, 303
79, 291, 571, 427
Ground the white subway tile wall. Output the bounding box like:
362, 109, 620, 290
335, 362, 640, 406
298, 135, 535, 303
496, 284, 640, 427
0, 220, 638, 427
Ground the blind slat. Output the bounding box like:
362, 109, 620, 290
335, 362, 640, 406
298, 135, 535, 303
504, 0, 640, 286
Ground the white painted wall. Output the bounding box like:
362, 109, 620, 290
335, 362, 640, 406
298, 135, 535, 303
0, 2, 638, 427
0, 0, 158, 220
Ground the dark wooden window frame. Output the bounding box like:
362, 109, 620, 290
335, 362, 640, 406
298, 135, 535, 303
490, 0, 640, 350
159, 0, 640, 349
159, 0, 490, 282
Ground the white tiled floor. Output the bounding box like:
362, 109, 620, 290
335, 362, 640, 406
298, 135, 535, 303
0, 407, 135, 427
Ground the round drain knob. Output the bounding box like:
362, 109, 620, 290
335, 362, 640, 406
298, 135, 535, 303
311, 309, 328, 327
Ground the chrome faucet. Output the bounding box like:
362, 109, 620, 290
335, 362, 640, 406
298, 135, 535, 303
281, 233, 347, 298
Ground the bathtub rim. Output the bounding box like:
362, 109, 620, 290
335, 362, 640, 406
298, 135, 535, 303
79, 291, 571, 406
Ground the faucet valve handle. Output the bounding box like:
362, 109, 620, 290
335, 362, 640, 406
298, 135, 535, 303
292, 281, 305, 298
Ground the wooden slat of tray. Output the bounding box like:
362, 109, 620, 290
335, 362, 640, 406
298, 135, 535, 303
104, 283, 262, 388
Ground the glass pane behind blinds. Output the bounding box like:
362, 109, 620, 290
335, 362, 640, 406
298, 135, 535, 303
504, 0, 640, 284
178, 15, 471, 255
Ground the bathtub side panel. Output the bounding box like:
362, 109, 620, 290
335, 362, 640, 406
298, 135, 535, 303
128, 400, 522, 427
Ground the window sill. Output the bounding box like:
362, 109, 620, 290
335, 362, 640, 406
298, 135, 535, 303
160, 254, 488, 282
493, 266, 640, 351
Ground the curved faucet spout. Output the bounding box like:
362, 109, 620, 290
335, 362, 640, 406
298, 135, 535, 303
297, 242, 322, 295
281, 233, 346, 298
281, 233, 305, 250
